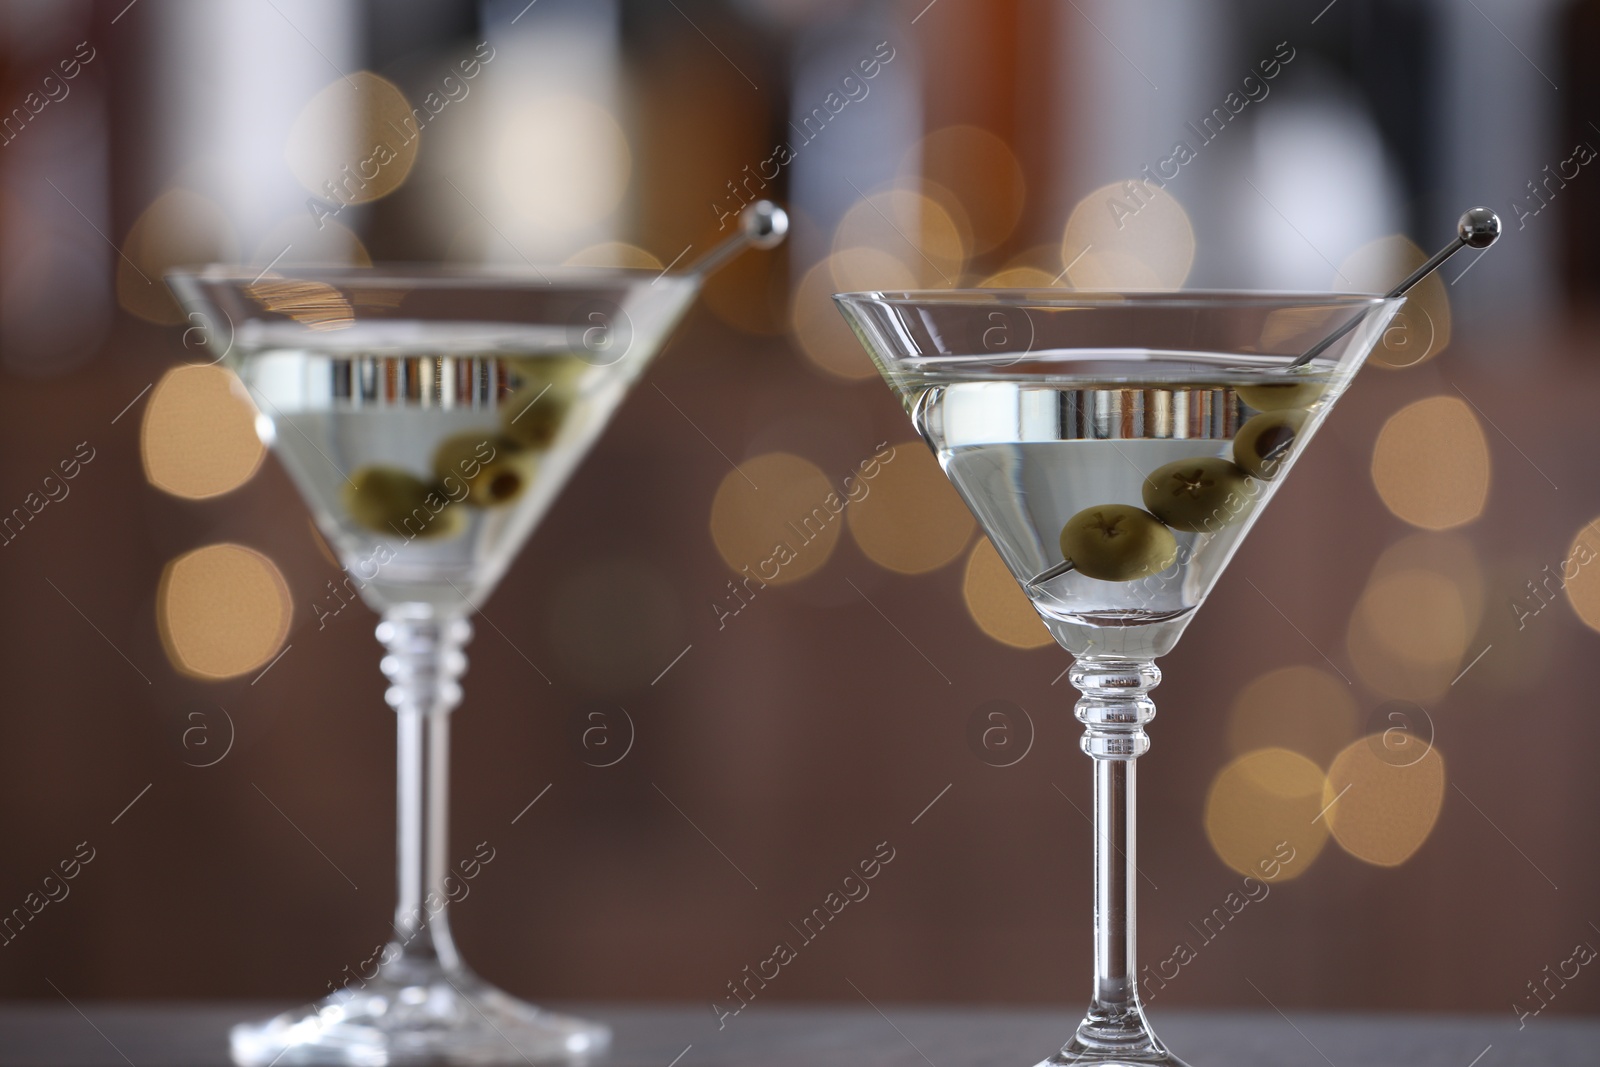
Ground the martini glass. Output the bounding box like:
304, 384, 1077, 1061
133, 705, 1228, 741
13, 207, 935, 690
835, 289, 1404, 1067
167, 203, 785, 1067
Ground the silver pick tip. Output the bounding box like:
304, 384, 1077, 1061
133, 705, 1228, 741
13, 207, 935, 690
1458, 207, 1500, 249
741, 201, 788, 249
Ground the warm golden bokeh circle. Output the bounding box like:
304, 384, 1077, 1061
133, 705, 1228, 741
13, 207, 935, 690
792, 252, 907, 381
709, 452, 841, 586
563, 242, 663, 270
827, 245, 921, 293
495, 95, 631, 230
847, 441, 973, 574
1563, 519, 1600, 632
1062, 181, 1195, 290
252, 214, 372, 269
962, 537, 1052, 650
1324, 738, 1446, 867
906, 125, 1026, 255
832, 188, 966, 287
157, 544, 292, 680
1370, 396, 1489, 529
1204, 748, 1329, 881
1227, 665, 1359, 766
1346, 610, 1455, 703
1336, 235, 1451, 369
286, 71, 419, 205
1358, 569, 1469, 666
978, 266, 1058, 288
141, 365, 265, 499
1346, 531, 1485, 701
1369, 531, 1485, 632
118, 189, 240, 325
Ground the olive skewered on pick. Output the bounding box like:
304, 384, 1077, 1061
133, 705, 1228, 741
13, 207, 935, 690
434, 433, 534, 507
1233, 410, 1305, 480
1039, 403, 1305, 587
1141, 457, 1253, 533
1057, 505, 1178, 582
343, 466, 468, 541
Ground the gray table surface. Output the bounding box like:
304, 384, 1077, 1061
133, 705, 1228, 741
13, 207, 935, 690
0, 1002, 1591, 1066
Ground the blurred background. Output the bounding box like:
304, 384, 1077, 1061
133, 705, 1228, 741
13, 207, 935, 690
0, 0, 1596, 1024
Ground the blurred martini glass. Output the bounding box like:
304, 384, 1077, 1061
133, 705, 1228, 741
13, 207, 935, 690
169, 202, 785, 1067
835, 288, 1404, 1067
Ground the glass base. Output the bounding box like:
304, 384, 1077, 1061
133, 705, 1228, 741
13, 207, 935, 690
230, 963, 610, 1066
1034, 1005, 1190, 1067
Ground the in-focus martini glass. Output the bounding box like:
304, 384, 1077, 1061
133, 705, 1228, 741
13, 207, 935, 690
835, 288, 1407, 1067
168, 202, 786, 1067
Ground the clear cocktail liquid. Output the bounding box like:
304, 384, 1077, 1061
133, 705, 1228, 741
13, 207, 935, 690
237, 349, 612, 610
904, 353, 1349, 658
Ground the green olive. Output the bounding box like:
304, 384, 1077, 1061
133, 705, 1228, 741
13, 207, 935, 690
1233, 410, 1306, 480
505, 355, 585, 392
1237, 381, 1324, 411
500, 384, 573, 450
1058, 504, 1178, 582
433, 433, 532, 506
342, 466, 466, 541
470, 451, 535, 506
1141, 457, 1253, 533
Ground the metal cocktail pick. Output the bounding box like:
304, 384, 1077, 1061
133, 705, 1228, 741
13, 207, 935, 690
687, 200, 789, 278
1286, 206, 1502, 369
1027, 206, 1503, 589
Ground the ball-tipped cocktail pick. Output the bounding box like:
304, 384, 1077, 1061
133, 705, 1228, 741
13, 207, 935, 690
685, 200, 789, 278
1286, 206, 1501, 369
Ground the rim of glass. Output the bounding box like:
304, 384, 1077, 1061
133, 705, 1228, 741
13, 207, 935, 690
167, 262, 694, 289
833, 288, 1398, 309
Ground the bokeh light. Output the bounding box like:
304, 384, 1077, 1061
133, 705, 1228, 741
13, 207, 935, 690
141, 365, 265, 499
1369, 531, 1485, 630
1258, 306, 1339, 351
846, 440, 973, 574
1371, 396, 1489, 529
1346, 608, 1456, 703
791, 250, 911, 380
251, 215, 371, 268
709, 452, 840, 586
826, 245, 921, 292
563, 242, 663, 270
117, 189, 240, 325
1336, 235, 1451, 369
1204, 747, 1329, 881
1358, 569, 1470, 666
1004, 245, 1066, 273
978, 266, 1058, 288
962, 537, 1052, 649
494, 95, 631, 231
1324, 738, 1446, 867
905, 125, 1026, 255
1062, 181, 1195, 290
1563, 518, 1600, 632
832, 188, 966, 287
1228, 665, 1359, 766
157, 544, 292, 680
286, 71, 419, 205
1346, 531, 1485, 701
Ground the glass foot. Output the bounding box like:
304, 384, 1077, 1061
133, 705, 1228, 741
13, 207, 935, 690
230, 964, 609, 1066
1034, 1005, 1190, 1067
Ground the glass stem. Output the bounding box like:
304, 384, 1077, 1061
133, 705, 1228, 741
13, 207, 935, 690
1060, 658, 1173, 1063
376, 607, 472, 982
